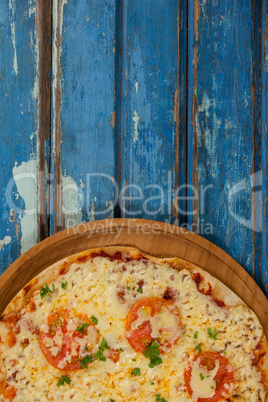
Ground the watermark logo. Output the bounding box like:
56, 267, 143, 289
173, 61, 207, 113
4, 170, 264, 235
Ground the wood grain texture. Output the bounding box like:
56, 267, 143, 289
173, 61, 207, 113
0, 0, 39, 274
0, 219, 267, 337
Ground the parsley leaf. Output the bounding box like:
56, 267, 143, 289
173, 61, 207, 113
195, 343, 202, 354
110, 399, 115, 402
131, 368, 141, 376
143, 341, 163, 368
127, 286, 130, 290
40, 284, 55, 299
99, 337, 110, 351
80, 338, 111, 367
56, 375, 71, 386
90, 315, 98, 325
137, 287, 143, 293
94, 349, 106, 361
156, 394, 168, 402
194, 331, 198, 339
76, 323, 90, 335
200, 373, 204, 380
61, 281, 67, 289
80, 354, 94, 369
207, 328, 218, 340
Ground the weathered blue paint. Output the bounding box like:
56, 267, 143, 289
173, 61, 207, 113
261, 0, 268, 294
0, 1, 38, 274
0, 0, 267, 298
119, 0, 179, 222
191, 1, 268, 296
177, 0, 188, 226
52, 0, 117, 230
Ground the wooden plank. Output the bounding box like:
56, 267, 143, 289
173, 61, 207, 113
261, 0, 268, 295
0, 1, 40, 274
119, 0, 180, 223
190, 0, 268, 296
51, 0, 117, 233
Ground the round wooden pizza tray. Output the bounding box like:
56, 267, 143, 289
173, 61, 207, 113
0, 219, 267, 337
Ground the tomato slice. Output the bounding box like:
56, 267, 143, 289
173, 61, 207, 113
39, 309, 99, 370
184, 351, 234, 402
125, 297, 181, 354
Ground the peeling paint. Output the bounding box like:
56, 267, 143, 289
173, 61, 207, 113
110, 111, 115, 128
196, 91, 221, 179
88, 197, 97, 222
61, 175, 84, 228
12, 159, 38, 254
133, 110, 140, 142
135, 82, 139, 93
0, 236, 12, 250
9, 0, 18, 75
52, 0, 68, 231
106, 200, 114, 218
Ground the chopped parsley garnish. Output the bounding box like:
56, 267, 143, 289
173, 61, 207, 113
194, 331, 199, 339
84, 347, 89, 351
61, 281, 67, 289
80, 337, 111, 367
56, 375, 71, 386
137, 286, 143, 293
151, 382, 155, 385
110, 399, 115, 402
90, 315, 98, 325
40, 284, 55, 299
94, 349, 106, 361
143, 341, 163, 368
195, 343, 202, 354
80, 354, 94, 369
131, 368, 141, 376
76, 323, 90, 335
119, 348, 124, 352
223, 350, 226, 355
127, 286, 130, 290
156, 394, 168, 402
132, 358, 136, 362
99, 337, 110, 351
200, 373, 204, 380
211, 386, 214, 389
207, 328, 218, 340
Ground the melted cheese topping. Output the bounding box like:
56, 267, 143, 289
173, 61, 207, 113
190, 357, 219, 401
0, 256, 266, 401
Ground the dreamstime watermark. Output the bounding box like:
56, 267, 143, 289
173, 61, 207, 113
4, 170, 264, 235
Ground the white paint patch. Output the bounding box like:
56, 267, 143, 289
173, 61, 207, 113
106, 200, 114, 219
13, 159, 38, 254
195, 91, 221, 179
62, 175, 84, 228
135, 82, 139, 94
133, 110, 140, 143
88, 197, 97, 222
0, 236, 12, 250
9, 0, 18, 75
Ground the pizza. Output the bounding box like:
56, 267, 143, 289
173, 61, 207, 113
0, 246, 267, 401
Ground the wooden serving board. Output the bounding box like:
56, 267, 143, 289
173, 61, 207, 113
0, 219, 267, 338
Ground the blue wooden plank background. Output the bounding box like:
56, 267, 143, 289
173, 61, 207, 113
0, 0, 39, 274
0, 0, 267, 297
